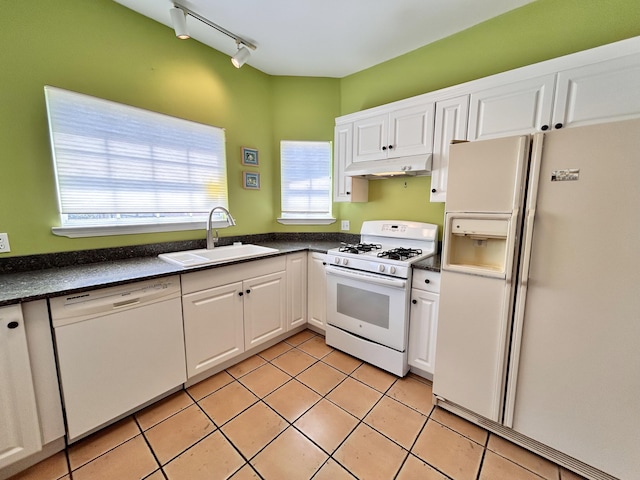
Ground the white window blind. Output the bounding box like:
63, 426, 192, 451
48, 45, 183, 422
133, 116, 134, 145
280, 140, 333, 223
44, 86, 229, 234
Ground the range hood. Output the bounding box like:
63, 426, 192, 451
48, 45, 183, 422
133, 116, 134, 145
345, 154, 432, 179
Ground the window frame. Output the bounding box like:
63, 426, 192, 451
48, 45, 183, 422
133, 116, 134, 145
44, 86, 230, 238
277, 140, 335, 226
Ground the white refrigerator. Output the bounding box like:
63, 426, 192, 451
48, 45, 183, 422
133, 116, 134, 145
433, 118, 640, 480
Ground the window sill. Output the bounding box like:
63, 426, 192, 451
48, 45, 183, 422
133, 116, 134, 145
277, 217, 336, 226
52, 220, 232, 238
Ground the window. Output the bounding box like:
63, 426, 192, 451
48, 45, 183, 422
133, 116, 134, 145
44, 86, 229, 237
279, 140, 334, 225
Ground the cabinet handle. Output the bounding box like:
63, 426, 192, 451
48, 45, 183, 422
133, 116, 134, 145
7, 321, 19, 329
238, 291, 244, 296
424, 279, 430, 284
431, 188, 436, 193
388, 145, 394, 149
382, 146, 387, 151
541, 125, 549, 131
554, 123, 563, 129
322, 262, 327, 265
412, 299, 417, 304
346, 191, 350, 195
246, 289, 251, 294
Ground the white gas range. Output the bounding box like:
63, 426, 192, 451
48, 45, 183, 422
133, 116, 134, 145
325, 220, 438, 376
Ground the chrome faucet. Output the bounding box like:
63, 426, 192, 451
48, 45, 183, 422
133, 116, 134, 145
206, 206, 236, 249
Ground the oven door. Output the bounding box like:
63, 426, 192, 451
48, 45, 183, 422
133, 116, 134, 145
326, 265, 409, 351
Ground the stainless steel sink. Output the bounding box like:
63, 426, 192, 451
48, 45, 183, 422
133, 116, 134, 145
158, 244, 279, 267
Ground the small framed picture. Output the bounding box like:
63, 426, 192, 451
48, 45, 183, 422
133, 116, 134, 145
243, 171, 260, 190
241, 147, 259, 166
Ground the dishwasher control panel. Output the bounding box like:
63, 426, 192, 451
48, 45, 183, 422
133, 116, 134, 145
50, 276, 181, 326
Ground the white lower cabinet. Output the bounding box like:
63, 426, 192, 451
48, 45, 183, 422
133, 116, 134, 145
243, 271, 287, 349
182, 282, 245, 379
286, 252, 307, 330
0, 305, 42, 470
408, 270, 440, 378
181, 256, 287, 379
307, 252, 328, 332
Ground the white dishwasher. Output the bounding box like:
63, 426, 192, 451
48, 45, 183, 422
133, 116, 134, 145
50, 276, 186, 442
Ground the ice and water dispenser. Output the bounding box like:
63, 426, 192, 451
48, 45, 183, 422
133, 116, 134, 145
443, 213, 513, 278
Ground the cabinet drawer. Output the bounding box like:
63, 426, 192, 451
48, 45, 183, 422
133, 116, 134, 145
412, 269, 440, 293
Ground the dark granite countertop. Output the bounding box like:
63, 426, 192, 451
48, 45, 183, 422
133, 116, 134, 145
0, 234, 440, 307
412, 254, 441, 272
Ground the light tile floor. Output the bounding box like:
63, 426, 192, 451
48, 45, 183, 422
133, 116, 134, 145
9, 329, 588, 480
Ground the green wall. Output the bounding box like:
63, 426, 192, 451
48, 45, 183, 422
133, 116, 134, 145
0, 0, 339, 256
270, 76, 341, 232
337, 0, 640, 235
1, 0, 639, 256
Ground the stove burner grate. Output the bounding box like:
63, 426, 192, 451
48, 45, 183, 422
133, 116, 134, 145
377, 247, 423, 261
338, 242, 382, 254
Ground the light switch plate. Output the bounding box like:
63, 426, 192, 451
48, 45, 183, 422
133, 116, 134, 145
0, 233, 10, 253
341, 220, 350, 231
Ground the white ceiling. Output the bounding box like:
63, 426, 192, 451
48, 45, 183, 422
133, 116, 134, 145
114, 0, 535, 78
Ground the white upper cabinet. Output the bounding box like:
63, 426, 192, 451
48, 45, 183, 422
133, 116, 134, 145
333, 123, 368, 203
552, 52, 640, 129
353, 113, 388, 162
352, 102, 434, 163
335, 36, 640, 203
430, 95, 469, 203
467, 74, 556, 141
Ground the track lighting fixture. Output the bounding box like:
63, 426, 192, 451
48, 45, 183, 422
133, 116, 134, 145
171, 3, 257, 69
231, 43, 251, 68
169, 6, 189, 39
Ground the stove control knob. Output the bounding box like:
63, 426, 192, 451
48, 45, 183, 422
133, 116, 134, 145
334, 257, 340, 264
390, 266, 396, 274
343, 259, 349, 266
378, 265, 385, 273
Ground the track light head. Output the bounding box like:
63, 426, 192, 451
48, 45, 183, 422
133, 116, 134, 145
169, 6, 189, 39
231, 45, 251, 68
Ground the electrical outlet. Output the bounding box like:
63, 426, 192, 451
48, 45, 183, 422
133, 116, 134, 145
341, 220, 350, 231
0, 233, 10, 253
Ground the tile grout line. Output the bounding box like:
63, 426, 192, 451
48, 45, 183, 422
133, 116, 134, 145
132, 414, 165, 479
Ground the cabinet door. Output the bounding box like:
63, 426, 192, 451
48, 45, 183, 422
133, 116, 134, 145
388, 103, 434, 158
353, 113, 388, 162
552, 52, 640, 129
468, 74, 556, 141
0, 305, 41, 469
182, 282, 244, 378
430, 95, 469, 203
307, 253, 328, 331
408, 288, 439, 375
286, 253, 307, 330
244, 271, 287, 349
334, 124, 368, 203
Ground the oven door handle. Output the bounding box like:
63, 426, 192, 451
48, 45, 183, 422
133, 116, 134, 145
325, 265, 407, 289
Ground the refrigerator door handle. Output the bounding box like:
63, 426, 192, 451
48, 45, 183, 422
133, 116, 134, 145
504, 209, 520, 284
518, 209, 536, 286
503, 133, 544, 427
